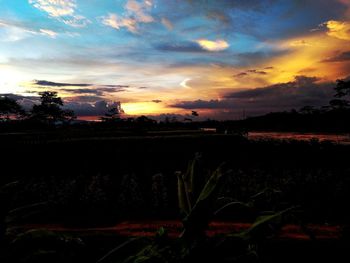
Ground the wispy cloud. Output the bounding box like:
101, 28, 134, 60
102, 13, 138, 33
39, 29, 57, 38
233, 68, 270, 78
0, 19, 59, 40
102, 0, 154, 33
28, 0, 90, 27
33, 80, 129, 89
34, 80, 89, 87
161, 17, 173, 30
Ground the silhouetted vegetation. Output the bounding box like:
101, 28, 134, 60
30, 91, 75, 124
235, 79, 350, 132
1, 80, 350, 262
0, 96, 25, 121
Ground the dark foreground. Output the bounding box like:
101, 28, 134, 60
1, 132, 350, 262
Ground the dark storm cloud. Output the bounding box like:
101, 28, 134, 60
322, 51, 350, 63
171, 76, 338, 117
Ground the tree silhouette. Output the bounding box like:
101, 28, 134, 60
191, 111, 199, 117
0, 96, 25, 121
334, 79, 350, 98
329, 99, 350, 110
328, 79, 350, 111
31, 91, 75, 124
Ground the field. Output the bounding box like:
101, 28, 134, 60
1, 131, 350, 262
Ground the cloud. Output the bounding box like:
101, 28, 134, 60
322, 51, 350, 62
34, 80, 89, 87
233, 72, 248, 78
226, 76, 323, 99
102, 0, 154, 33
39, 29, 58, 38
171, 99, 225, 110
171, 76, 338, 118
60, 87, 127, 96
156, 40, 230, 53
161, 17, 173, 30
155, 41, 204, 52
30, 80, 129, 96
64, 100, 124, 116
185, 0, 277, 12
247, 69, 267, 75
28, 0, 90, 27
206, 10, 231, 25
0, 19, 59, 40
102, 13, 138, 33
233, 68, 269, 78
125, 0, 154, 23
235, 50, 289, 66
325, 20, 350, 40
33, 80, 129, 88
151, 99, 162, 103
195, 39, 229, 52
29, 0, 75, 17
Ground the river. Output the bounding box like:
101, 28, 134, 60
248, 132, 350, 144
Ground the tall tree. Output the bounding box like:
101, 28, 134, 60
329, 79, 350, 111
31, 91, 75, 124
334, 79, 350, 98
0, 96, 24, 121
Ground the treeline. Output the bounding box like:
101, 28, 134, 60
0, 91, 74, 124
229, 79, 350, 132
1, 79, 350, 132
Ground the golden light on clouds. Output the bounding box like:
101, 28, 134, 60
264, 28, 350, 84
196, 39, 229, 51
325, 20, 350, 40
122, 101, 170, 115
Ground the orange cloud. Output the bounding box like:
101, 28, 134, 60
325, 20, 350, 40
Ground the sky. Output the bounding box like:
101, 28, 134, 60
1, 0, 350, 120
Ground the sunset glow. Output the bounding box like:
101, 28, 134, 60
1, 0, 350, 119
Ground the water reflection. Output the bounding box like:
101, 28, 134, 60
248, 132, 350, 144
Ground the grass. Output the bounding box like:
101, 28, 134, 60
0, 132, 350, 262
